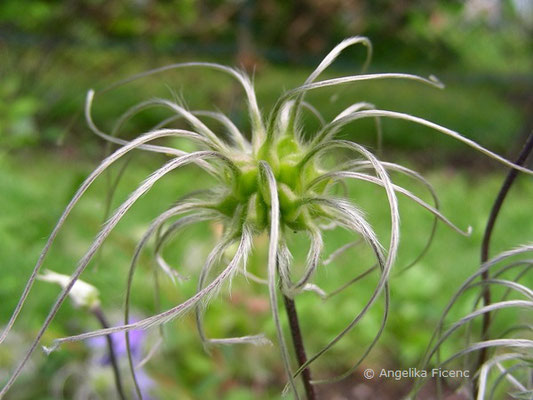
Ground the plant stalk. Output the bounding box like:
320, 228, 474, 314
92, 306, 127, 400
476, 132, 533, 390
282, 295, 317, 400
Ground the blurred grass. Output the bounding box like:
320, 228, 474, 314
1, 148, 531, 399
1, 45, 527, 160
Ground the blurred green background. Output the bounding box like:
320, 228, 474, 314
1, 1, 532, 399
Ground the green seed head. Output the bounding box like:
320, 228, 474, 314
215, 126, 327, 233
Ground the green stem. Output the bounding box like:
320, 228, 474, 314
92, 306, 127, 400
475, 132, 533, 396
282, 295, 317, 400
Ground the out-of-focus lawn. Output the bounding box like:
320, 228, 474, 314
1, 148, 531, 399
2, 46, 525, 157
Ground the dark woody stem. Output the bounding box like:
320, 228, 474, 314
92, 306, 127, 400
283, 295, 317, 400
475, 132, 533, 393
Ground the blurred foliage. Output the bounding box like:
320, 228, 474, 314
0, 44, 528, 167
0, 0, 531, 66
1, 0, 532, 154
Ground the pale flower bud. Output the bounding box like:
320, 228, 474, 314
38, 269, 101, 310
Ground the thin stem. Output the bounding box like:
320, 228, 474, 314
476, 132, 533, 391
92, 306, 127, 400
282, 295, 317, 400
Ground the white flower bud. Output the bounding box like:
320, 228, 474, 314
38, 269, 100, 310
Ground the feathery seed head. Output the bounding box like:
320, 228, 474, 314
215, 130, 326, 233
